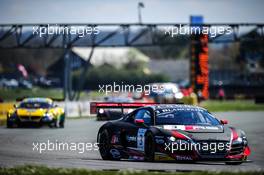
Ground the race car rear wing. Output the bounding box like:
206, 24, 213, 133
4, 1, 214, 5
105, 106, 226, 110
16, 97, 64, 102
90, 102, 157, 114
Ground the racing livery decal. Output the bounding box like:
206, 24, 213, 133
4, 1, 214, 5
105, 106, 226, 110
137, 128, 147, 151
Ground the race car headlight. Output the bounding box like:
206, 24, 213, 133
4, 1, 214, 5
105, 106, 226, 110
168, 137, 189, 144
233, 137, 246, 145
169, 136, 176, 142
98, 109, 104, 114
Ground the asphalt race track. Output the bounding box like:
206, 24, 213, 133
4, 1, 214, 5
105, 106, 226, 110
0, 112, 263, 172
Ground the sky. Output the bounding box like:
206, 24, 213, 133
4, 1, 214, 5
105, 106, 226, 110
0, 0, 264, 24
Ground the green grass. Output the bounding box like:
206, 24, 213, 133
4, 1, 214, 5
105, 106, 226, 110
0, 165, 263, 175
200, 100, 264, 112
0, 88, 103, 102
85, 90, 105, 99
0, 88, 64, 102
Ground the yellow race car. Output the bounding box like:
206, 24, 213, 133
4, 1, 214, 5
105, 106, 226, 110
7, 97, 65, 128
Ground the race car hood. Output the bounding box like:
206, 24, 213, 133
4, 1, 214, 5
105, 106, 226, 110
16, 108, 49, 116
155, 125, 232, 141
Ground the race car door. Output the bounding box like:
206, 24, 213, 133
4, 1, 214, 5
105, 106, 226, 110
124, 108, 153, 151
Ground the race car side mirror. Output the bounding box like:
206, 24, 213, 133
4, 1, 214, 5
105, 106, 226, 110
220, 120, 228, 125
135, 119, 144, 124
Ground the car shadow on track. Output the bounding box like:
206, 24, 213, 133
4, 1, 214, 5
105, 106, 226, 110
80, 158, 246, 166
5, 125, 58, 129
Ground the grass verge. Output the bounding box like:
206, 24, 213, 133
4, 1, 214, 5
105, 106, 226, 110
0, 88, 64, 101
0, 88, 100, 102
200, 100, 264, 112
0, 165, 263, 175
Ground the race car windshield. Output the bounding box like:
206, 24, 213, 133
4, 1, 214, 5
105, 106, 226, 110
19, 102, 51, 109
156, 109, 220, 126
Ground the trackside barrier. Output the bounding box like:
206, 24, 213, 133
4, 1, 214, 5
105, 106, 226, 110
55, 101, 92, 118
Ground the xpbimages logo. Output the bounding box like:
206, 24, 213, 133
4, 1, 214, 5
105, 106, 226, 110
164, 25, 233, 37
164, 140, 231, 154
98, 82, 165, 95
32, 140, 99, 154
32, 24, 100, 37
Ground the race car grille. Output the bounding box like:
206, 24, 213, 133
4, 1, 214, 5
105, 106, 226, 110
229, 143, 244, 155
195, 140, 229, 157
19, 116, 41, 121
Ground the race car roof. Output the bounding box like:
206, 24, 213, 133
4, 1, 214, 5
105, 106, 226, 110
153, 104, 207, 112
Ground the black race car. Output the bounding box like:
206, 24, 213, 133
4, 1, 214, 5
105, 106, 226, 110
97, 104, 250, 165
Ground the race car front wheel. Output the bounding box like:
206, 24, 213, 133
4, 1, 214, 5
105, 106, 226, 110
144, 131, 155, 162
6, 117, 20, 128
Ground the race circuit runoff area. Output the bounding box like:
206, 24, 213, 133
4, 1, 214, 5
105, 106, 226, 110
0, 111, 263, 172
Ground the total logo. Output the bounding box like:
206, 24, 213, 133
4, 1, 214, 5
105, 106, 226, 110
175, 155, 193, 161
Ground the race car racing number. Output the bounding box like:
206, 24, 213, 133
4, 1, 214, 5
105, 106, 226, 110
137, 128, 147, 151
